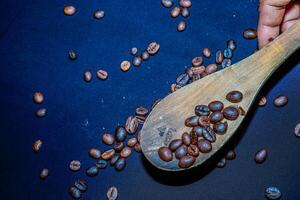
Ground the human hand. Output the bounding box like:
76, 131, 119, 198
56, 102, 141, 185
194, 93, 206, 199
258, 0, 300, 49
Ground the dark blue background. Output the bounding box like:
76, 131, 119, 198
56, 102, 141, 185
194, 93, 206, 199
0, 0, 300, 199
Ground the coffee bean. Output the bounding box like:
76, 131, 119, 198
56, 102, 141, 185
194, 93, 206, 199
136, 115, 146, 124
175, 145, 187, 159
202, 48, 211, 58
33, 91, 44, 104
254, 148, 267, 164
226, 90, 243, 103
273, 95, 288, 107
223, 48, 233, 59
181, 8, 190, 17
192, 56, 203, 67
39, 168, 49, 179
127, 138, 138, 147
161, 0, 174, 8
187, 144, 199, 157
243, 28, 257, 40
185, 67, 193, 78
225, 150, 236, 160
64, 5, 76, 16
147, 42, 160, 55
134, 143, 142, 153
102, 133, 115, 145
265, 186, 281, 200
209, 111, 224, 124
190, 130, 198, 145
198, 139, 212, 153
216, 158, 226, 168
68, 50, 77, 60
170, 83, 177, 92
115, 157, 126, 171
176, 73, 189, 86
115, 126, 127, 142
94, 10, 105, 19
125, 116, 139, 134
86, 166, 99, 177
69, 186, 82, 199
69, 160, 81, 172
195, 105, 210, 116
213, 121, 228, 134
258, 96, 267, 106
178, 155, 195, 168
131, 47, 138, 55
120, 60, 131, 72
294, 123, 300, 137
170, 7, 180, 18
97, 69, 108, 80
158, 146, 173, 162
198, 116, 210, 127
192, 126, 204, 137
96, 159, 108, 169
114, 142, 124, 152
221, 58, 232, 68
216, 50, 224, 64
169, 139, 183, 152
110, 154, 120, 166
32, 139, 42, 152
132, 56, 142, 67
88, 148, 101, 159
74, 179, 88, 192
191, 65, 206, 75
223, 106, 239, 120
141, 51, 150, 61
238, 106, 246, 116
101, 149, 115, 160
177, 21, 186, 32
208, 101, 224, 112
185, 116, 199, 127
135, 106, 148, 116
84, 70, 92, 82
227, 39, 237, 51
205, 63, 218, 74
203, 126, 216, 143
120, 147, 131, 158
181, 132, 191, 146
179, 0, 192, 8
107, 186, 118, 200
36, 108, 47, 118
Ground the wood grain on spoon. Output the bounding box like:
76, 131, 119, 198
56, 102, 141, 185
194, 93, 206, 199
140, 20, 300, 171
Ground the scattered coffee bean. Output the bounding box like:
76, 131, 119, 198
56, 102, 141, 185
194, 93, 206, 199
86, 166, 99, 177
185, 67, 193, 78
295, 123, 300, 138
187, 144, 199, 157
132, 56, 142, 67
161, 0, 174, 8
115, 126, 127, 142
134, 143, 142, 153
226, 90, 243, 103
110, 154, 120, 166
32, 139, 42, 152
120, 147, 131, 158
131, 47, 138, 55
147, 42, 160, 55
101, 149, 115, 160
33, 91, 44, 104
198, 116, 210, 127
176, 73, 189, 86
158, 146, 173, 162
74, 179, 88, 192
206, 63, 218, 74
225, 150, 236, 160
208, 101, 224, 112
216, 50, 224, 64
181, 8, 190, 17
273, 95, 288, 107
97, 69, 108, 80
178, 155, 195, 168
120, 60, 131, 72
102, 133, 115, 145
192, 56, 203, 67
64, 5, 76, 16
125, 116, 139, 134
223, 48, 233, 59
195, 105, 210, 116
202, 48, 211, 58
141, 51, 150, 61
175, 145, 188, 159
213, 121, 228, 134
170, 7, 180, 18
202, 126, 216, 143
209, 111, 224, 123
216, 158, 226, 168
114, 142, 124, 152
127, 138, 138, 147
191, 66, 205, 75
84, 70, 92, 82
36, 108, 47, 118
177, 21, 186, 32
170, 83, 177, 92
169, 139, 183, 152
258, 96, 267, 106
254, 148, 268, 164
136, 115, 146, 124
39, 168, 49, 179
135, 106, 148, 116
96, 159, 108, 169
179, 0, 192, 8
88, 148, 101, 159
198, 139, 212, 153
185, 116, 199, 127
107, 186, 118, 200
243, 28, 257, 40
192, 126, 204, 137
182, 132, 191, 146
68, 50, 77, 60
223, 106, 239, 120
265, 186, 281, 200
94, 10, 105, 19
69, 186, 82, 199
115, 157, 126, 171
221, 58, 232, 68
227, 39, 237, 51
69, 160, 81, 172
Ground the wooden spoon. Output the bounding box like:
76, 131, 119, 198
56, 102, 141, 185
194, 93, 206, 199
140, 20, 300, 171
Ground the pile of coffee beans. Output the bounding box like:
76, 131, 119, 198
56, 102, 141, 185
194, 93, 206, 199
161, 0, 192, 32
69, 179, 88, 199
158, 90, 245, 168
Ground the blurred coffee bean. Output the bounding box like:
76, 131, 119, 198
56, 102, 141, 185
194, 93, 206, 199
136, 115, 146, 124
86, 166, 99, 177
84, 70, 92, 82
107, 186, 118, 200
110, 154, 120, 166
141, 51, 150, 61
208, 101, 224, 112
182, 132, 191, 146
195, 105, 210, 116
213, 121, 228, 134
205, 63, 218, 74
295, 123, 300, 138
136, 106, 148, 116
216, 158, 226, 168
64, 5, 76, 16
101, 149, 115, 160
190, 130, 198, 145
97, 69, 108, 80
223, 48, 233, 59
74, 179, 88, 192
114, 142, 124, 152
39, 168, 49, 179
185, 116, 199, 127
69, 186, 82, 199
94, 10, 105, 19
134, 143, 142, 153
170, 7, 180, 18
265, 186, 281, 200
88, 148, 101, 159
33, 91, 44, 104
258, 96, 267, 106
177, 21, 186, 32
273, 95, 288, 107
69, 160, 81, 172
223, 106, 239, 120
176, 73, 189, 86
170, 83, 177, 92
36, 108, 47, 118
191, 66, 205, 75
192, 56, 203, 67
209, 112, 224, 124
226, 90, 243, 103
115, 157, 126, 171
120, 60, 131, 72
161, 0, 174, 8
221, 58, 232, 68
120, 147, 131, 158
185, 67, 193, 78
131, 47, 138, 55
181, 8, 190, 17
198, 116, 210, 127
192, 126, 204, 137
169, 139, 182, 152
187, 144, 199, 157
202, 48, 211, 58
115, 126, 127, 142
238, 106, 246, 116
216, 50, 224, 64
96, 159, 108, 169
243, 28, 257, 39
175, 145, 188, 159
227, 39, 237, 51
68, 50, 77, 60
125, 116, 139, 134
225, 150, 236, 160
102, 133, 115, 145
133, 56, 142, 67
178, 155, 195, 168
32, 139, 42, 152
158, 146, 173, 162
127, 138, 138, 147
254, 148, 268, 164
203, 126, 216, 143
179, 0, 192, 8
147, 42, 160, 55
198, 139, 212, 153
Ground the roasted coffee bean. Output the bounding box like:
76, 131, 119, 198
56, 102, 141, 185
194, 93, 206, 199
202, 126, 216, 143
178, 155, 195, 168
181, 8, 190, 17
101, 149, 115, 160
238, 106, 246, 116
243, 28, 257, 40
107, 186, 118, 200
192, 126, 204, 137
170, 7, 180, 18
182, 132, 191, 146
170, 83, 177, 92
69, 186, 82, 199
96, 159, 108, 169
216, 158, 226, 168
273, 95, 288, 107
137, 131, 141, 142
205, 63, 218, 74
134, 143, 142, 153
136, 115, 146, 124
115, 126, 127, 142
131, 47, 138, 55
191, 65, 206, 75
199, 116, 210, 127
258, 96, 267, 106
147, 42, 160, 55
254, 148, 267, 164
221, 58, 232, 68
33, 91, 44, 104
208, 101, 224, 112
198, 139, 212, 153
177, 21, 186, 32
68, 50, 77, 60
36, 108, 47, 118
227, 39, 237, 51
179, 0, 192, 8
135, 106, 148, 116
125, 116, 139, 134
114, 142, 124, 152
190, 131, 198, 145
195, 105, 210, 116
64, 5, 76, 16
110, 154, 120, 166
120, 60, 131, 72
216, 50, 224, 64
185, 67, 193, 78
187, 144, 199, 157
169, 139, 183, 152
97, 69, 108, 80
185, 116, 199, 127
102, 133, 115, 145
192, 74, 201, 81
39, 168, 49, 179
94, 10, 105, 19
295, 123, 300, 137
225, 150, 236, 160
86, 166, 99, 177
158, 147, 173, 162
223, 48, 233, 59
176, 73, 189, 86
84, 70, 92, 82
88, 148, 101, 159
213, 121, 228, 134
69, 160, 81, 172
141, 51, 150, 61
202, 48, 211, 58
120, 147, 131, 158
74, 179, 88, 192
127, 138, 138, 147
226, 90, 243, 103
265, 186, 281, 200
161, 0, 174, 8
209, 112, 224, 124
115, 157, 126, 171
175, 145, 188, 159
32, 139, 42, 152
192, 56, 203, 67
133, 56, 142, 67
223, 106, 239, 120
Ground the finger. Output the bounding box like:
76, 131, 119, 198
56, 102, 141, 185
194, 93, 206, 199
281, 3, 300, 32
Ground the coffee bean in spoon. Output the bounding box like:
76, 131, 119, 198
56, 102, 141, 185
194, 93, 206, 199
198, 139, 212, 153
226, 90, 243, 103
223, 106, 239, 120
208, 101, 224, 112
169, 139, 182, 152
178, 155, 195, 168
158, 147, 173, 162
